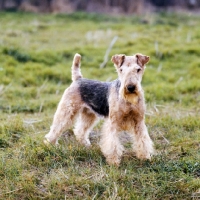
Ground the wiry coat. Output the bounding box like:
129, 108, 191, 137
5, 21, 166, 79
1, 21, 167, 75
44, 53, 154, 166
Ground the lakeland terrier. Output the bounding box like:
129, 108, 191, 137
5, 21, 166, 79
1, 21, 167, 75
44, 53, 154, 165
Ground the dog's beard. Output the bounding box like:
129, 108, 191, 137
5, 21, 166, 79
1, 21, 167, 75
119, 87, 140, 105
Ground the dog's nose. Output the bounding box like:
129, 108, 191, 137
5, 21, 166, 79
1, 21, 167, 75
127, 85, 136, 93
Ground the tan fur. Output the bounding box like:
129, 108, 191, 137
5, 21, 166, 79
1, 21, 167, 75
44, 53, 154, 166
74, 107, 98, 147
71, 53, 82, 81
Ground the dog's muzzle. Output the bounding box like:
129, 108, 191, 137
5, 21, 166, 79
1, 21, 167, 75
126, 85, 136, 93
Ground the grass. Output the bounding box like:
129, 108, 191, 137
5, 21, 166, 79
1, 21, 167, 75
0, 11, 199, 199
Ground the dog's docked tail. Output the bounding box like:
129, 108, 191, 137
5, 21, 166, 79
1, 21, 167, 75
71, 53, 82, 82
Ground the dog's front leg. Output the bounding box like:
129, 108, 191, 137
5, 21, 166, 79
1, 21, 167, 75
132, 120, 154, 160
100, 119, 124, 166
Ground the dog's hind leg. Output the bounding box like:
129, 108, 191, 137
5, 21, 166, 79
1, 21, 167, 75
73, 107, 98, 147
44, 87, 82, 145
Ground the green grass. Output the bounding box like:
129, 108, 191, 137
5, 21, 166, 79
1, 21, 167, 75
0, 11, 199, 199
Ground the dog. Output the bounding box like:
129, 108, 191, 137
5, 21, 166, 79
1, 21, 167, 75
44, 53, 154, 165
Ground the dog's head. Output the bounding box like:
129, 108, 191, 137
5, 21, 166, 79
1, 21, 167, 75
111, 53, 149, 104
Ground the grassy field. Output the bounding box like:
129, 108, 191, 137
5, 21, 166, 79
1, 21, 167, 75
0, 11, 199, 199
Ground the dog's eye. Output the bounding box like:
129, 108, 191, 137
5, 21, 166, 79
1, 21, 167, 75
120, 68, 123, 72
137, 68, 141, 73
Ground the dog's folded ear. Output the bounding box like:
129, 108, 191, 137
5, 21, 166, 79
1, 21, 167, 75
136, 53, 150, 67
111, 54, 125, 68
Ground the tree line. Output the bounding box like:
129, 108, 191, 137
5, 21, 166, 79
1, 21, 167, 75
0, 0, 199, 13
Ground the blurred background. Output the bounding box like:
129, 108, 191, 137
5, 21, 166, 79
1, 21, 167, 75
0, 0, 200, 14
